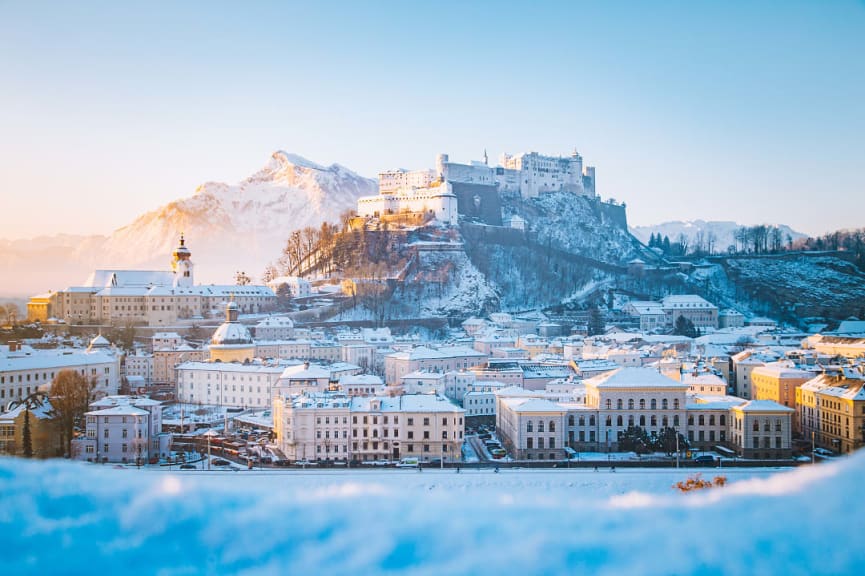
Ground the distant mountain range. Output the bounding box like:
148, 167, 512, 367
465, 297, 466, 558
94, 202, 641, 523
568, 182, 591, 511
0, 152, 376, 296
630, 220, 808, 252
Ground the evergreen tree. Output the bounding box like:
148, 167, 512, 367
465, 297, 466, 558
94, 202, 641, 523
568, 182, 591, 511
673, 315, 698, 338
587, 305, 605, 336
22, 408, 33, 458
662, 235, 671, 254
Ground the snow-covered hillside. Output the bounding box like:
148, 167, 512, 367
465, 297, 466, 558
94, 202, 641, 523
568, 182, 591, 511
0, 152, 376, 295
1, 457, 862, 574
631, 220, 807, 252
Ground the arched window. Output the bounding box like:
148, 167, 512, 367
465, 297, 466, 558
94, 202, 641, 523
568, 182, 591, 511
775, 419, 782, 432
628, 399, 634, 410
709, 415, 715, 426
639, 415, 646, 426
763, 419, 770, 432
673, 415, 680, 427
549, 420, 556, 432
628, 415, 634, 427
538, 420, 545, 433
662, 399, 668, 410
651, 415, 657, 427
527, 437, 533, 449
673, 399, 680, 410
616, 415, 623, 426
579, 416, 585, 426
651, 399, 657, 410
606, 416, 612, 426
720, 415, 726, 426
640, 399, 646, 410
617, 399, 623, 410
527, 421, 533, 433
662, 416, 668, 427
698, 415, 705, 425
589, 415, 595, 426
606, 399, 612, 410
568, 415, 575, 426
753, 420, 759, 432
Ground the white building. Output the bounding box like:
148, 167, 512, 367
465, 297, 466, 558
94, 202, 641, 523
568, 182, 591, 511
124, 352, 154, 385
266, 276, 311, 299
661, 295, 719, 330
499, 150, 596, 198
273, 392, 465, 463
384, 346, 487, 385
74, 395, 164, 464
176, 361, 287, 408
254, 316, 296, 340
357, 181, 459, 226
1, 338, 120, 406
623, 301, 667, 333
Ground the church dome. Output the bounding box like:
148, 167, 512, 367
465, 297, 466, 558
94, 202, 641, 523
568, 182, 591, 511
210, 321, 253, 346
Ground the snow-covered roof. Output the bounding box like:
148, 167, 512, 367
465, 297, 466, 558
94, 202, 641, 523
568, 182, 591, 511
586, 367, 685, 389
750, 363, 813, 380
732, 400, 794, 413
661, 294, 717, 310
501, 397, 566, 413
85, 405, 149, 417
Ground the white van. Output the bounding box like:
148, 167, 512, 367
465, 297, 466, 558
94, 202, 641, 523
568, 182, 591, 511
396, 457, 419, 468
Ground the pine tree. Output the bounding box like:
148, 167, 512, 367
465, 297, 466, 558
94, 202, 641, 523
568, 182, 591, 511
22, 408, 33, 458
587, 305, 605, 336
662, 235, 671, 254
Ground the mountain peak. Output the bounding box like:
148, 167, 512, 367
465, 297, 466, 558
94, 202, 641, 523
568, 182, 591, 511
270, 151, 326, 171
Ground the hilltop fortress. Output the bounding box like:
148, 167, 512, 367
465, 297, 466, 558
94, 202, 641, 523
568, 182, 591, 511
357, 150, 599, 227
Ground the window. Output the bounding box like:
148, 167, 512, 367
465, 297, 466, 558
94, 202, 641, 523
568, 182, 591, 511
408, 418, 414, 426
673, 399, 680, 410
423, 418, 430, 426
650, 415, 657, 427
628, 399, 634, 410
617, 399, 623, 410
568, 415, 575, 426
423, 444, 430, 452
527, 421, 533, 433
753, 421, 759, 432
549, 420, 556, 432
639, 415, 646, 426
698, 415, 705, 425
549, 438, 555, 449
538, 438, 544, 449
538, 421, 545, 433
640, 399, 646, 410
606, 399, 612, 410
651, 399, 657, 410
423, 431, 429, 440
527, 438, 533, 449
662, 399, 668, 410
589, 416, 595, 426
709, 415, 715, 426
673, 415, 679, 427
616, 415, 623, 426
606, 416, 612, 426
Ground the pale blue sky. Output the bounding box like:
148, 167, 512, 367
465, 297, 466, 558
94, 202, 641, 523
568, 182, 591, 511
1, 0, 863, 239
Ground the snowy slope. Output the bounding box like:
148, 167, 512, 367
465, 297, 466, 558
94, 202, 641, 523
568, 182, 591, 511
0, 152, 376, 295
631, 220, 807, 251
1, 457, 862, 574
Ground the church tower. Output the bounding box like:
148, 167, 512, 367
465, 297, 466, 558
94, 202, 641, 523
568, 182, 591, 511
171, 234, 194, 288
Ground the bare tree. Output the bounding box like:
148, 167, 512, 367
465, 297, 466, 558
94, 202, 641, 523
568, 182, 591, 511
50, 370, 95, 456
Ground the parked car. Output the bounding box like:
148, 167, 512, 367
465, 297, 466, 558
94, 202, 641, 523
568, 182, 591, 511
295, 459, 318, 467
179, 463, 196, 470
212, 459, 231, 466
396, 457, 420, 468
813, 448, 836, 458
692, 455, 716, 465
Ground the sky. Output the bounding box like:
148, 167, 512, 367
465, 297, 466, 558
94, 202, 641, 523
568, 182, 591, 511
1, 0, 863, 239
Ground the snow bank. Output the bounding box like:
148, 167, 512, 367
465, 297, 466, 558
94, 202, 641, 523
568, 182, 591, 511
1, 457, 863, 574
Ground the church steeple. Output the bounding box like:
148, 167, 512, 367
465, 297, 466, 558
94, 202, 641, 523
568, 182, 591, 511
172, 233, 194, 287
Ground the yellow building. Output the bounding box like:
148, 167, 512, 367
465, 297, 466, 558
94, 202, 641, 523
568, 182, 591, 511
798, 372, 865, 455
751, 363, 813, 433
0, 394, 63, 458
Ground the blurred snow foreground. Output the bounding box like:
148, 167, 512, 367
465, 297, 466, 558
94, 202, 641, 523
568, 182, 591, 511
1, 458, 863, 575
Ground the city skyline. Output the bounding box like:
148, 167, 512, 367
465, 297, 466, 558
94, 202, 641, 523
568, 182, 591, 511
1, 1, 864, 239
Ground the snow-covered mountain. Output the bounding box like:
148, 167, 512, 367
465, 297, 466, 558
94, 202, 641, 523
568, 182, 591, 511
630, 220, 807, 252
0, 152, 376, 295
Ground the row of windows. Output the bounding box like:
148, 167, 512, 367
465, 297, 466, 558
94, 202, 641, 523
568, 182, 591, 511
605, 398, 680, 410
